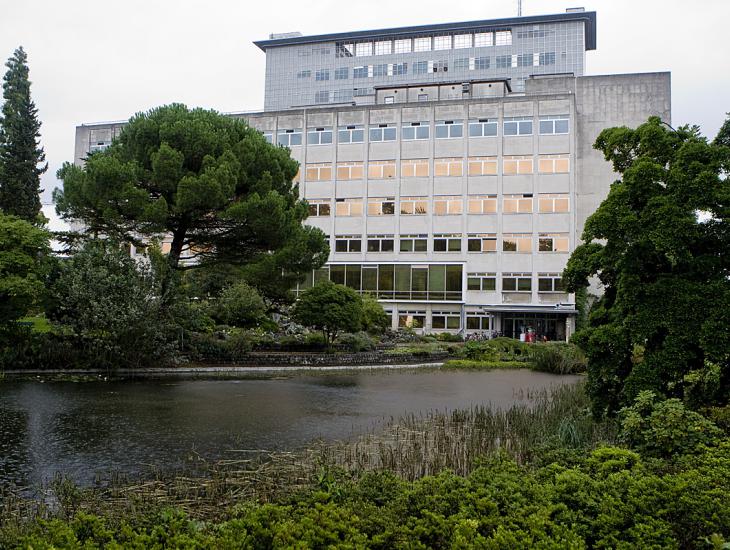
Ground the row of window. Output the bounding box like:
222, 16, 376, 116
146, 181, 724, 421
301, 155, 569, 184
270, 116, 569, 146
468, 272, 564, 292
308, 193, 569, 217
334, 30, 513, 59
330, 233, 570, 254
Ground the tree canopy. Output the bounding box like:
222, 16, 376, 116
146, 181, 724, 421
0, 47, 46, 222
0, 213, 49, 324
292, 281, 363, 344
55, 104, 328, 301
563, 116, 730, 416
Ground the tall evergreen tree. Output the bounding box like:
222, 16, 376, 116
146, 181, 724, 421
0, 47, 46, 222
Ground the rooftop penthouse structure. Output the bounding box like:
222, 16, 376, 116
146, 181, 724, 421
74, 9, 670, 339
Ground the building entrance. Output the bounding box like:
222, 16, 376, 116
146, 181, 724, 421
501, 313, 567, 341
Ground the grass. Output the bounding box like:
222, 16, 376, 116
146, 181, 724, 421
16, 315, 51, 333
442, 359, 528, 370
0, 381, 616, 526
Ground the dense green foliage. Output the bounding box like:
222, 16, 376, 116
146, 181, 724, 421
54, 104, 328, 301
530, 342, 587, 375
4, 442, 728, 549
360, 293, 390, 334
0, 213, 49, 323
292, 281, 364, 344
48, 240, 174, 368
564, 116, 730, 416
0, 47, 46, 222
210, 281, 266, 328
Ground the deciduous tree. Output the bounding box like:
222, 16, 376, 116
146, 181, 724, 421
564, 116, 730, 416
292, 281, 363, 344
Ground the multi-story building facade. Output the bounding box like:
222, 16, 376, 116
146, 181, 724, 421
73, 9, 671, 339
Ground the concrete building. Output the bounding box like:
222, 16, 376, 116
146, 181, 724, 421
73, 9, 671, 339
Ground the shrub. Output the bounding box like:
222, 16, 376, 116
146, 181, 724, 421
292, 281, 363, 344
619, 391, 722, 458
336, 331, 376, 352
460, 338, 530, 362
530, 342, 587, 374
211, 281, 267, 328
361, 293, 389, 334
442, 359, 527, 370
435, 332, 463, 342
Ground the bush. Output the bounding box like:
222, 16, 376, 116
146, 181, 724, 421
443, 359, 527, 370
435, 332, 463, 342
292, 281, 363, 344
211, 281, 267, 328
529, 342, 587, 374
336, 331, 376, 352
361, 294, 389, 334
460, 338, 530, 362
619, 391, 722, 458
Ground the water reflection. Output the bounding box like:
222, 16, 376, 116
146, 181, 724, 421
0, 370, 579, 488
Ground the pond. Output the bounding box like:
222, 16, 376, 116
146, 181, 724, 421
0, 369, 580, 488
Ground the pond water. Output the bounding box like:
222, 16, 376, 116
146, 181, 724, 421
0, 369, 580, 488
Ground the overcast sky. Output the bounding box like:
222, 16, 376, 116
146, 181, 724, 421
2, 0, 728, 205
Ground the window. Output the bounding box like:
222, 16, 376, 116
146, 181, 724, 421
392, 63, 408, 75
435, 120, 463, 139
432, 311, 461, 330
315, 69, 330, 81
400, 234, 428, 252
503, 233, 532, 253
467, 156, 498, 176
338, 125, 365, 143
305, 162, 332, 181
467, 272, 497, 291
307, 199, 331, 217
314, 90, 330, 104
335, 67, 349, 80
432, 60, 448, 73
474, 56, 490, 70
538, 193, 570, 213
384, 96, 395, 104
297, 70, 311, 79
517, 53, 534, 67
454, 34, 472, 49
454, 58, 470, 70
367, 197, 396, 216
353, 87, 372, 96
413, 61, 428, 74
503, 155, 533, 175
504, 116, 533, 136
466, 313, 491, 330
374, 40, 392, 55
539, 52, 556, 66
539, 115, 570, 134
538, 154, 570, 174
538, 273, 565, 292
402, 122, 430, 140
394, 39, 411, 53
414, 37, 431, 52
503, 194, 533, 213
418, 93, 429, 101
307, 127, 333, 145
434, 35, 451, 50
335, 198, 363, 216
467, 233, 497, 252
277, 129, 302, 147
336, 43, 355, 57
373, 64, 388, 77
400, 197, 428, 215
474, 32, 493, 47
468, 118, 498, 137
368, 160, 396, 179
502, 272, 531, 292
336, 161, 364, 180
434, 234, 462, 252
434, 196, 463, 215
538, 233, 569, 252
434, 158, 463, 177
369, 124, 397, 142
335, 235, 362, 252
399, 311, 426, 328
495, 30, 512, 45
496, 55, 512, 69
367, 234, 394, 252
401, 159, 429, 178
261, 132, 273, 144
356, 42, 373, 57
333, 89, 353, 102
467, 195, 497, 214
353, 66, 369, 78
